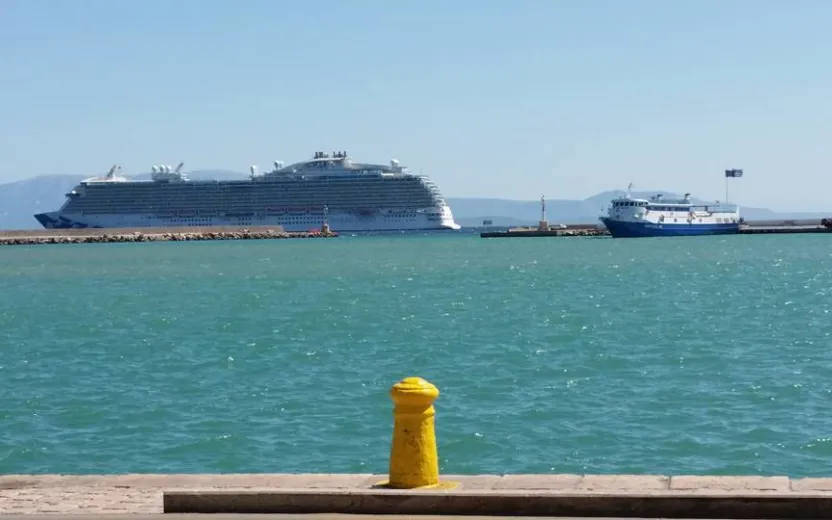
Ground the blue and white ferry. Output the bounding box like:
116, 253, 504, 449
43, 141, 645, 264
599, 186, 741, 238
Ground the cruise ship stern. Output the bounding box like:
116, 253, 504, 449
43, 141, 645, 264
441, 205, 462, 230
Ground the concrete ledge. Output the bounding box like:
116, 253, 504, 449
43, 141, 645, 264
162, 489, 832, 518
6, 474, 832, 516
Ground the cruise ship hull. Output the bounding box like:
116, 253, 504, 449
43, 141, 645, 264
34, 210, 461, 233
600, 217, 740, 238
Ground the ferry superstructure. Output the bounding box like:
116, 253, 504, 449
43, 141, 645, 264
34, 151, 461, 232
599, 186, 741, 238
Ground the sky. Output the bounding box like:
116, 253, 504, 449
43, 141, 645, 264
1, 0, 831, 211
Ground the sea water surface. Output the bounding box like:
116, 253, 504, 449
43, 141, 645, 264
2, 233, 832, 476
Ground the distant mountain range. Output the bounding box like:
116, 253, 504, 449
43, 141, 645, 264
0, 171, 828, 230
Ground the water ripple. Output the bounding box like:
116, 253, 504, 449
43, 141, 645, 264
2, 235, 832, 475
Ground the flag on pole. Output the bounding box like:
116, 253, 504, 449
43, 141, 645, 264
725, 169, 744, 178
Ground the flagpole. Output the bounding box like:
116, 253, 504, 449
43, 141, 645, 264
725, 174, 729, 204
724, 168, 743, 208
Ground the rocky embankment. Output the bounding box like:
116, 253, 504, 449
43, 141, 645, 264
0, 227, 338, 246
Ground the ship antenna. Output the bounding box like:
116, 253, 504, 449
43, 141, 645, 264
540, 194, 546, 222
626, 182, 634, 198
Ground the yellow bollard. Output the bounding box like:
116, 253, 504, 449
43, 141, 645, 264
386, 376, 447, 489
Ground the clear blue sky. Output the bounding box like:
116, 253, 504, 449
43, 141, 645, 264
2, 0, 831, 210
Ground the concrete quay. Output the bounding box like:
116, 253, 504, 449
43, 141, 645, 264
738, 224, 832, 235
4, 473, 832, 517
0, 226, 337, 246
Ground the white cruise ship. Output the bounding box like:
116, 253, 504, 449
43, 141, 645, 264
34, 151, 461, 232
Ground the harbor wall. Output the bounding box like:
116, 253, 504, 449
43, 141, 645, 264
0, 226, 338, 245
0, 225, 288, 238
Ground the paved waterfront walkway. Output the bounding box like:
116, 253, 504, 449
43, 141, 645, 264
3, 513, 736, 520
3, 474, 832, 516
3, 513, 760, 520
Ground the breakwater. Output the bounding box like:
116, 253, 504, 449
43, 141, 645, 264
480, 226, 608, 238
481, 219, 832, 238
739, 225, 832, 234
0, 225, 337, 246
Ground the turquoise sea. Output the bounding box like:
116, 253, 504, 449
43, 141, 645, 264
2, 233, 832, 476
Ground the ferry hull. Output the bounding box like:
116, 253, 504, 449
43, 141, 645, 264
34, 210, 461, 233
600, 217, 740, 238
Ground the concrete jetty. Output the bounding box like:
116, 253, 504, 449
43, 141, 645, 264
738, 224, 832, 235
480, 224, 608, 238
480, 196, 609, 238
4, 377, 832, 517
0, 225, 337, 246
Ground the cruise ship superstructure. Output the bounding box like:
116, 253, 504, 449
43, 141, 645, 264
34, 151, 461, 232
599, 184, 741, 238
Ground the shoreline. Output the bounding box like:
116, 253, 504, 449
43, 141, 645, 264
0, 226, 337, 246
3, 473, 832, 516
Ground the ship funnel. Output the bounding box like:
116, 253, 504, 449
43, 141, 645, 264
250, 165, 258, 176
390, 159, 400, 168
174, 162, 184, 174
151, 166, 159, 174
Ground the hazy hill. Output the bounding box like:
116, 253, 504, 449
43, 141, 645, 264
0, 172, 827, 230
